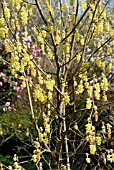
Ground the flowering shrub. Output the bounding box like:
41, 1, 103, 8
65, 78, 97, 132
0, 0, 114, 170
0, 43, 19, 111
0, 31, 42, 111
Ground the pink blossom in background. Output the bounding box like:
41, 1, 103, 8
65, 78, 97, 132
0, 72, 5, 77
13, 86, 21, 92
23, 35, 32, 48
13, 87, 17, 91
32, 46, 41, 56
27, 42, 30, 48
16, 32, 19, 40
8, 80, 11, 83
18, 87, 22, 91
32, 49, 37, 56
20, 85, 24, 91
24, 35, 32, 42
3, 78, 7, 83
0, 82, 3, 86
17, 95, 21, 98
16, 32, 19, 37
36, 47, 41, 52
13, 82, 18, 86
3, 62, 6, 65
32, 44, 35, 49
21, 32, 24, 37
7, 106, 12, 111
38, 57, 42, 62
5, 102, 10, 107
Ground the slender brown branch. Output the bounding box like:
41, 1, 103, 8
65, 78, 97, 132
35, 0, 48, 26
88, 36, 113, 61
60, 6, 90, 43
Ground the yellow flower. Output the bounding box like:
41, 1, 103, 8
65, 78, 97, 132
80, 2, 86, 12
16, 41, 22, 53
98, 21, 104, 33
112, 153, 114, 162
55, 35, 61, 45
85, 123, 91, 133
96, 136, 102, 146
70, 0, 74, 6
32, 154, 37, 163
14, 162, 19, 169
87, 86, 93, 98
88, 12, 92, 20
101, 76, 108, 91
62, 31, 65, 38
90, 4, 95, 11
94, 111, 98, 122
103, 93, 107, 101
13, 154, 18, 162
58, 19, 62, 25
107, 154, 111, 162
45, 79, 55, 91
10, 69, 15, 75
86, 98, 92, 109
8, 166, 12, 170
80, 38, 84, 46
20, 64, 24, 73
94, 83, 100, 100
102, 122, 106, 134
37, 36, 44, 43
22, 81, 26, 88
85, 82, 89, 89
74, 80, 77, 87
86, 157, 90, 163
58, 2, 60, 10
90, 144, 96, 154
105, 22, 110, 32
39, 133, 43, 142
0, 130, 3, 135
10, 0, 15, 7
0, 28, 6, 38
20, 8, 28, 25
38, 76, 43, 85
45, 0, 49, 5
4, 7, 10, 20
76, 53, 81, 63
0, 18, 5, 27
45, 124, 50, 133
66, 54, 70, 62
106, 63, 112, 73
4, 39, 12, 53
48, 92, 52, 100
76, 80, 84, 94
41, 30, 46, 38
48, 51, 54, 60
75, 31, 79, 41
63, 94, 70, 105
74, 123, 78, 130
46, 5, 51, 12
39, 93, 45, 102
43, 137, 49, 145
